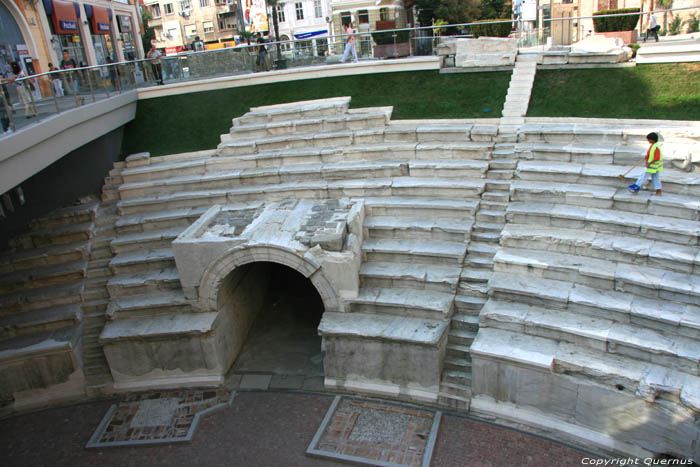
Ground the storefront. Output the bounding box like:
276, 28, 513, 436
116, 14, 136, 60
85, 4, 114, 64
42, 0, 88, 67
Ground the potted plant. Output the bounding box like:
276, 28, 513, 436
592, 8, 640, 44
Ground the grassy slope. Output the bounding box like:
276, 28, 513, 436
528, 63, 700, 120
121, 70, 510, 158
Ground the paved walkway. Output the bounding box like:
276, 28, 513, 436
2, 387, 598, 467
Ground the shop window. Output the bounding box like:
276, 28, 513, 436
380, 8, 388, 21
340, 11, 351, 26
203, 21, 214, 33
295, 2, 303, 20
314, 0, 322, 18
164, 3, 174, 15
358, 10, 368, 24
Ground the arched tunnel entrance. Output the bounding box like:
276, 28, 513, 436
220, 262, 325, 378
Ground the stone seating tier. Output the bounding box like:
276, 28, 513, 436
506, 202, 700, 247
116, 178, 487, 216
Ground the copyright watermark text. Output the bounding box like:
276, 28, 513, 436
582, 458, 695, 466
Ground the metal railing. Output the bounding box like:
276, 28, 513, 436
2, 5, 698, 136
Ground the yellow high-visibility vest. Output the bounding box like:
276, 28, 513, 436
646, 142, 663, 173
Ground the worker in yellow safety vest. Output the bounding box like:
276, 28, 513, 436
628, 132, 663, 196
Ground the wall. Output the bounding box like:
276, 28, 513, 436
0, 126, 123, 250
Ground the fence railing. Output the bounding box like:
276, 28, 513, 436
2, 5, 698, 136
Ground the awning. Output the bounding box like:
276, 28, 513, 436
293, 30, 327, 40
85, 4, 112, 35
43, 0, 81, 35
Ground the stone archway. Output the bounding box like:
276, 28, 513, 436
197, 244, 342, 376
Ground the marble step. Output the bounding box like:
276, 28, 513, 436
362, 197, 479, 219
514, 142, 636, 165
510, 179, 700, 221
118, 162, 410, 200
348, 287, 455, 320
489, 159, 518, 171
27, 201, 98, 230
464, 255, 494, 270
443, 369, 472, 387
364, 216, 473, 242
106, 290, 191, 320
480, 299, 700, 376
444, 356, 470, 372
475, 209, 506, 224
494, 247, 700, 305
107, 267, 185, 296
233, 97, 351, 126
482, 191, 510, 203
227, 110, 389, 140
454, 295, 487, 313
501, 224, 700, 274
448, 328, 477, 347
466, 242, 496, 260
115, 206, 210, 234
446, 342, 471, 359
117, 178, 486, 215
515, 161, 700, 197
110, 227, 185, 254
470, 230, 500, 243
485, 180, 510, 192
486, 169, 513, 180
460, 268, 491, 283
0, 280, 83, 315
0, 259, 87, 294
451, 312, 480, 333
0, 304, 81, 340
362, 238, 467, 266
517, 123, 629, 145
488, 272, 700, 340
9, 222, 94, 250
359, 262, 460, 293
109, 248, 175, 275
408, 160, 489, 178
505, 202, 700, 247
126, 141, 496, 184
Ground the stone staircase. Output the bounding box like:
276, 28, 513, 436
499, 53, 537, 134
80, 163, 126, 394
470, 122, 700, 459
0, 198, 100, 412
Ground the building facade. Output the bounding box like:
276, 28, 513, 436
1, 0, 142, 97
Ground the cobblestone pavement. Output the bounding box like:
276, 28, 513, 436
2, 389, 596, 467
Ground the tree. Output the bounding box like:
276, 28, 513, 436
657, 0, 673, 34
267, 0, 284, 62
141, 9, 156, 53
479, 0, 512, 20
414, 0, 481, 26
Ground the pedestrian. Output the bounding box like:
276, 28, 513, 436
340, 23, 358, 63
9, 62, 36, 119
628, 132, 663, 196
147, 43, 164, 85
48, 62, 64, 97
0, 96, 9, 133
60, 50, 80, 97
645, 13, 660, 42
255, 33, 270, 72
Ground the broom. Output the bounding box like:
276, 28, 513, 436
617, 160, 643, 180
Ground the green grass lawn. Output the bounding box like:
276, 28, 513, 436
121, 70, 510, 158
528, 63, 700, 120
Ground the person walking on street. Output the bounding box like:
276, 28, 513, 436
628, 132, 663, 196
256, 33, 270, 72
9, 62, 36, 119
340, 23, 358, 63
60, 50, 82, 103
645, 13, 660, 42
48, 63, 64, 97
147, 43, 164, 85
